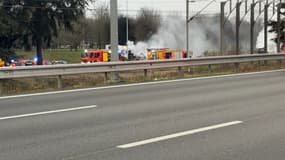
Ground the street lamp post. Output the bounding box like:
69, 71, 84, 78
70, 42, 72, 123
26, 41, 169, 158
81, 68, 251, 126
186, 0, 195, 58
236, 2, 242, 55
186, 0, 189, 58
110, 0, 119, 82
277, 5, 281, 53
264, 1, 269, 53
250, 3, 256, 54
220, 2, 226, 56
110, 0, 119, 62
126, 0, 129, 54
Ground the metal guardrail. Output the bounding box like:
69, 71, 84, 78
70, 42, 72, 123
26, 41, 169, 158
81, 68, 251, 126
0, 54, 284, 79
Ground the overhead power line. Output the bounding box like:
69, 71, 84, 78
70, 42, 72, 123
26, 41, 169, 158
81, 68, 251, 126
189, 0, 217, 21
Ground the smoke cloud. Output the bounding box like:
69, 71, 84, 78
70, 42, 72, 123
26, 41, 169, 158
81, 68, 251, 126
130, 15, 264, 57
130, 15, 221, 57
256, 14, 278, 53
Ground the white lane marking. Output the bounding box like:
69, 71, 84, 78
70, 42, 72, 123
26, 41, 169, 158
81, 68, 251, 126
0, 105, 97, 121
1, 69, 285, 100
117, 121, 243, 149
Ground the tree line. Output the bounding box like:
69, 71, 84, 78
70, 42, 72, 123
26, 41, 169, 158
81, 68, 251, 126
53, 6, 161, 51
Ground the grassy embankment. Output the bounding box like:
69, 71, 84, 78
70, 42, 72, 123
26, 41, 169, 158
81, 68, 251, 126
15, 49, 82, 63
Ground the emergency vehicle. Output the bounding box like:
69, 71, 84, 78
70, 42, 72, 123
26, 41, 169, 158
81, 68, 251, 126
81, 49, 111, 63
147, 48, 189, 60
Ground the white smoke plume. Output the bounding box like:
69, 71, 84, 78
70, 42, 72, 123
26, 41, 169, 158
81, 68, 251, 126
256, 14, 278, 53
129, 15, 221, 57
130, 14, 265, 57
256, 27, 278, 53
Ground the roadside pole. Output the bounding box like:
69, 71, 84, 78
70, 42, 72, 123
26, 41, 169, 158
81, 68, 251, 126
264, 1, 269, 53
277, 5, 281, 53
220, 2, 226, 56
186, 0, 190, 58
110, 0, 120, 82
236, 2, 241, 55
250, 3, 255, 54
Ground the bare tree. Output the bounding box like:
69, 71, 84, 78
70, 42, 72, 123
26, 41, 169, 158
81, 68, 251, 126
54, 18, 87, 51
134, 8, 161, 42
54, 6, 162, 50
92, 4, 110, 49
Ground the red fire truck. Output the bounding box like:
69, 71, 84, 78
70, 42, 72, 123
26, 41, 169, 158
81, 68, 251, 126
81, 50, 111, 63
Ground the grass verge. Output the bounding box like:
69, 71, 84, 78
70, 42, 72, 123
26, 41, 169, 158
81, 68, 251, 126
15, 49, 82, 63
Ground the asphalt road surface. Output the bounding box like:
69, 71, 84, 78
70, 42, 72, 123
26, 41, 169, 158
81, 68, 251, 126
1, 70, 285, 160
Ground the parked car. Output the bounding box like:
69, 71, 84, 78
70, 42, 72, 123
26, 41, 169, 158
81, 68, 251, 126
51, 60, 68, 65
257, 48, 267, 54
8, 58, 51, 67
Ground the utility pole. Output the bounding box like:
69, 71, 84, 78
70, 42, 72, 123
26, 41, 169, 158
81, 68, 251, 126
110, 0, 119, 81
277, 5, 281, 52
110, 0, 119, 62
250, 3, 255, 54
220, 2, 226, 56
186, 0, 190, 58
236, 2, 241, 55
279, 0, 285, 52
126, 0, 129, 53
264, 1, 269, 53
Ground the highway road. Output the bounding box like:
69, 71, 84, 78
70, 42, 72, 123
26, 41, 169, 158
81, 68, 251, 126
1, 70, 285, 160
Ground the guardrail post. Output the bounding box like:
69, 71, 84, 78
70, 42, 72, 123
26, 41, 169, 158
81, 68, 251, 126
150, 69, 154, 79
235, 63, 240, 72
0, 80, 3, 96
110, 66, 120, 83
208, 65, 213, 73
144, 69, 148, 80
104, 72, 108, 84
57, 75, 63, 89
149, 63, 154, 79
187, 66, 193, 74
178, 66, 183, 78
278, 59, 282, 66
257, 60, 261, 67
264, 60, 268, 65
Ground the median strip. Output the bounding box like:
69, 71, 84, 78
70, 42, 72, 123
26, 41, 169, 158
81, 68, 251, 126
0, 105, 97, 121
117, 121, 243, 149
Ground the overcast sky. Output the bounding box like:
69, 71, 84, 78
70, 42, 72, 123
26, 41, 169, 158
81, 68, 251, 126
92, 0, 224, 17
89, 0, 277, 21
